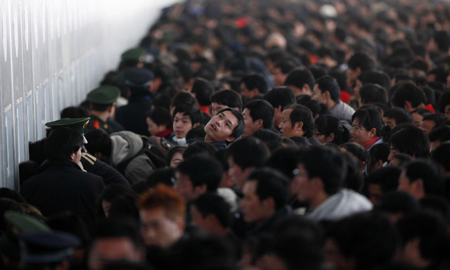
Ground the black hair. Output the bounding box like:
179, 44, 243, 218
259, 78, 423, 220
60, 106, 89, 119
347, 52, 376, 72
19, 161, 39, 186
432, 141, 450, 172
165, 146, 187, 167
404, 160, 444, 196
171, 92, 197, 110
252, 128, 281, 143
93, 218, 142, 249
146, 107, 172, 129
352, 108, 385, 138
0, 188, 27, 203
437, 91, 450, 114
210, 89, 242, 111
316, 76, 340, 103
308, 65, 327, 80
286, 104, 315, 138
342, 153, 364, 192
91, 102, 114, 112
330, 212, 397, 270
45, 127, 84, 161
265, 147, 299, 180
183, 142, 218, 159
367, 142, 390, 168
264, 87, 296, 110
297, 146, 346, 196
304, 100, 322, 119
146, 167, 176, 188
366, 166, 401, 193
391, 82, 426, 109
244, 100, 274, 129
84, 129, 112, 158
240, 74, 269, 94
246, 167, 289, 210
191, 78, 214, 106
186, 125, 206, 140
391, 153, 413, 167
274, 61, 297, 75
389, 124, 430, 158
429, 125, 450, 143
315, 115, 350, 145
96, 184, 135, 218
284, 68, 315, 93
177, 155, 223, 192
383, 108, 414, 125
339, 142, 368, 164
191, 193, 231, 228
47, 212, 91, 248
360, 84, 387, 104
109, 194, 139, 221
422, 114, 446, 127
173, 104, 202, 127
358, 70, 391, 92
226, 137, 269, 170
216, 108, 245, 140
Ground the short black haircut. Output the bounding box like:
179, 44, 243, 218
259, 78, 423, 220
210, 89, 242, 111
432, 141, 450, 172
265, 147, 299, 180
316, 76, 340, 103
383, 108, 414, 125
246, 167, 289, 210
352, 108, 385, 138
226, 137, 269, 170
93, 218, 142, 249
367, 142, 390, 167
240, 74, 269, 94
315, 115, 350, 145
366, 166, 401, 193
264, 87, 296, 110
45, 127, 84, 162
360, 84, 387, 104
429, 125, 450, 143
183, 141, 218, 159
339, 142, 367, 163
252, 128, 281, 143
389, 124, 430, 159
286, 104, 315, 138
274, 61, 297, 75
191, 193, 231, 228
284, 68, 315, 93
347, 52, 376, 72
173, 104, 202, 127
191, 78, 214, 106
391, 82, 426, 109
61, 106, 89, 119
216, 108, 245, 140
171, 92, 197, 110
244, 100, 274, 129
404, 159, 443, 196
297, 146, 346, 196
177, 155, 223, 192
358, 70, 391, 93
146, 107, 172, 129
85, 129, 112, 158
91, 102, 114, 112
422, 113, 446, 127
437, 91, 450, 114
165, 146, 187, 166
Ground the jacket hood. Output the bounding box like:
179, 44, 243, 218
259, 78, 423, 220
110, 131, 143, 166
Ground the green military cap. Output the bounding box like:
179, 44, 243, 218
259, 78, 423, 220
86, 86, 120, 104
121, 48, 145, 62
45, 117, 90, 136
0, 211, 51, 261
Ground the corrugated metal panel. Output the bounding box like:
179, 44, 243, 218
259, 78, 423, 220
0, 0, 180, 189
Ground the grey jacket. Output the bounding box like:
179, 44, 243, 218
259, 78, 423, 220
330, 101, 355, 123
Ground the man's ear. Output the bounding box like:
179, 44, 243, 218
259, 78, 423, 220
193, 122, 200, 128
404, 101, 413, 111
326, 133, 335, 143
324, 90, 332, 100
311, 177, 324, 192
274, 105, 282, 114
225, 136, 236, 143
255, 119, 264, 129
411, 179, 424, 194
194, 184, 207, 197
251, 88, 260, 95
302, 84, 312, 95
262, 197, 275, 210
356, 67, 362, 75
294, 121, 304, 132
233, 107, 240, 112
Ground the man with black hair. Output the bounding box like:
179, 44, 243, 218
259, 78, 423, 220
358, 84, 387, 107
242, 100, 274, 137
190, 78, 214, 114
210, 89, 242, 116
226, 137, 270, 191
191, 193, 233, 237
85, 86, 122, 134
203, 108, 245, 149
429, 125, 450, 151
279, 104, 319, 145
88, 219, 144, 270
421, 114, 446, 136
170, 92, 197, 117
146, 107, 173, 139
388, 124, 430, 161
116, 67, 155, 136
264, 87, 296, 129
391, 82, 432, 112
21, 127, 104, 228
432, 142, 450, 176
294, 147, 372, 221
240, 74, 269, 99
437, 91, 450, 118
383, 108, 414, 129
284, 68, 315, 96
366, 166, 401, 205
272, 61, 297, 86
313, 76, 355, 123
241, 168, 290, 235
172, 104, 202, 146
346, 52, 376, 89
398, 160, 444, 200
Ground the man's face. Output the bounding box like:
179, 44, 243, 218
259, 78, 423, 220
243, 108, 260, 137
397, 170, 414, 196
383, 117, 397, 129
140, 207, 184, 248
228, 156, 252, 190
295, 164, 314, 203
210, 102, 229, 116
72, 147, 82, 164
312, 84, 327, 105
346, 68, 358, 90
368, 184, 383, 206
411, 113, 423, 128
173, 112, 193, 139
204, 110, 239, 142
190, 205, 211, 234
147, 117, 164, 136
174, 172, 203, 203
88, 238, 141, 270
240, 83, 256, 98
421, 120, 435, 136
273, 67, 287, 86
279, 109, 295, 138
240, 181, 271, 223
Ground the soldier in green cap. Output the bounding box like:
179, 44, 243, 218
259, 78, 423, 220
85, 86, 122, 134
0, 211, 51, 270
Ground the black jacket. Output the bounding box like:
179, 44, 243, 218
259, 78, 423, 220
115, 98, 152, 136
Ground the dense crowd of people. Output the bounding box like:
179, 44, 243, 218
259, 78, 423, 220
1, 0, 450, 270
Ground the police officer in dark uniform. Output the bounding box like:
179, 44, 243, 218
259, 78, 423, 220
115, 67, 155, 136
28, 118, 130, 187
85, 86, 122, 134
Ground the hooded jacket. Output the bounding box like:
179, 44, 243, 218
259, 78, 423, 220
110, 131, 155, 184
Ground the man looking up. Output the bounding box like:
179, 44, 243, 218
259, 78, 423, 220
203, 108, 244, 149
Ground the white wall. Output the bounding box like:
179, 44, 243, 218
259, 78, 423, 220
0, 0, 180, 189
